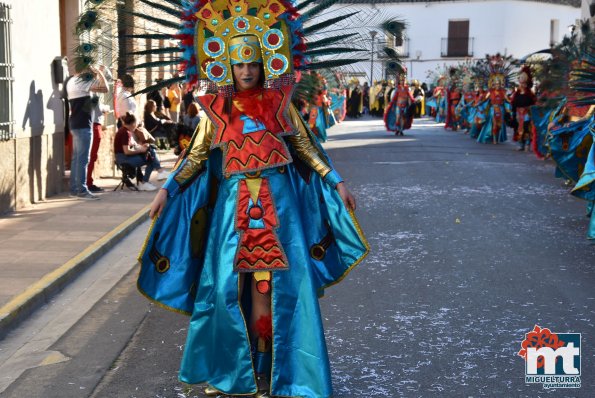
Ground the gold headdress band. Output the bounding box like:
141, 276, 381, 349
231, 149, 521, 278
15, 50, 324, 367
196, 0, 292, 95
229, 35, 263, 65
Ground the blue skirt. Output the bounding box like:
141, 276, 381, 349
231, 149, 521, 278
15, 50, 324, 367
138, 158, 368, 397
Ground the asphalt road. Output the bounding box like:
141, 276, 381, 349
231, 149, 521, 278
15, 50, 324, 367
3, 116, 594, 398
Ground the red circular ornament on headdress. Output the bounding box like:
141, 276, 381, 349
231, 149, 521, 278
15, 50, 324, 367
271, 58, 283, 71
202, 9, 211, 18
238, 20, 246, 29
208, 41, 221, 53
267, 34, 280, 46
270, 3, 280, 13
211, 65, 224, 77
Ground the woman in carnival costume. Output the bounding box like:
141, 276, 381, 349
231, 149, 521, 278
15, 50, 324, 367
433, 75, 447, 123
411, 79, 425, 118
540, 20, 594, 170
558, 50, 595, 240
307, 73, 336, 142
326, 72, 347, 123
546, 61, 594, 184
570, 120, 595, 239
476, 54, 512, 144
444, 68, 462, 131
529, 89, 560, 159
510, 65, 537, 151
384, 69, 414, 135
468, 80, 488, 139
454, 70, 475, 133
73, 1, 406, 397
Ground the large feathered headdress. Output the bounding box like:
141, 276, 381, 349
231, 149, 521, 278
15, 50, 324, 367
73, 0, 405, 97
472, 53, 515, 89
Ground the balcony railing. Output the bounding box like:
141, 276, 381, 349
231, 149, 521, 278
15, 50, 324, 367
441, 37, 474, 57
396, 37, 410, 58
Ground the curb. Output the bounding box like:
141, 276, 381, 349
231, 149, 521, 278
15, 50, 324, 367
0, 205, 151, 339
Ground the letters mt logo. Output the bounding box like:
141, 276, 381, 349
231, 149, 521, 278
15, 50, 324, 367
518, 325, 581, 389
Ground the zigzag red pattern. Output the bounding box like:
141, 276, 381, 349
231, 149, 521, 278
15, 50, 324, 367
227, 131, 283, 152
225, 149, 289, 170
236, 258, 287, 270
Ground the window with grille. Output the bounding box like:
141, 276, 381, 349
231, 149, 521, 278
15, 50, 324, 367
0, 3, 14, 140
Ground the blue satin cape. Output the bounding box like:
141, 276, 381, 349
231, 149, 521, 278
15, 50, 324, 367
476, 102, 510, 144
548, 115, 593, 182
570, 123, 595, 240
138, 145, 369, 397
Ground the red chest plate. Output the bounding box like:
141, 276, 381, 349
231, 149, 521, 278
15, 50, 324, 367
198, 88, 295, 176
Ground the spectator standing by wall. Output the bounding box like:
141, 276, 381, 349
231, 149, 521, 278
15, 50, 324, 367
167, 81, 182, 123
66, 66, 108, 200
116, 74, 137, 126
87, 93, 111, 193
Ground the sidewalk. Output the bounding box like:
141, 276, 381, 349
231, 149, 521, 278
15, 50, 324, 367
0, 150, 176, 337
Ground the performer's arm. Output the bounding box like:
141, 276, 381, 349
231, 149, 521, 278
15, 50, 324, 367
287, 103, 343, 188
161, 116, 215, 197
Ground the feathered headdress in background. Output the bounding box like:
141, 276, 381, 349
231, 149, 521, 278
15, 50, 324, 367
471, 53, 514, 89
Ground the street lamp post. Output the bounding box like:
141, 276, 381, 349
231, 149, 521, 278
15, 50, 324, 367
369, 30, 377, 86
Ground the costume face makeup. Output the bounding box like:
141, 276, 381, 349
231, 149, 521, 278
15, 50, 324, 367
233, 62, 261, 91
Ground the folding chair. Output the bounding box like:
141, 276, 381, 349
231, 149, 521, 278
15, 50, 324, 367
114, 163, 142, 191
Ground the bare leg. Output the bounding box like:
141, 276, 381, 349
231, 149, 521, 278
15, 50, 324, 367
250, 276, 271, 328
250, 275, 272, 396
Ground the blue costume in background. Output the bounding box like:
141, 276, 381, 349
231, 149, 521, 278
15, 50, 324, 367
571, 123, 595, 240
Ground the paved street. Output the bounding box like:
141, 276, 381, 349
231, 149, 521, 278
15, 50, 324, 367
2, 117, 595, 397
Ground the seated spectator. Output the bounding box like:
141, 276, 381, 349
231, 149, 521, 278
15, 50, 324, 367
183, 102, 201, 133
143, 100, 175, 149
114, 112, 169, 191
147, 79, 165, 115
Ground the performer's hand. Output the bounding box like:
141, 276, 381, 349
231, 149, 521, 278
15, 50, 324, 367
149, 188, 168, 219
336, 182, 356, 211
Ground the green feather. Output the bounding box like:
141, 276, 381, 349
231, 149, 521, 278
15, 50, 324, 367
295, 0, 318, 11
303, 11, 359, 35
307, 33, 358, 49
85, 0, 108, 6
123, 34, 174, 40
126, 59, 182, 70
130, 47, 183, 56
299, 58, 368, 71
304, 47, 366, 57
383, 47, 400, 60
137, 0, 180, 18
301, 0, 342, 20
380, 19, 407, 38
162, 0, 182, 7
75, 11, 99, 35
124, 11, 179, 29
132, 76, 186, 97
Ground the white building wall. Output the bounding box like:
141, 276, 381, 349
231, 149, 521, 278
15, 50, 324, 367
7, 0, 65, 138
325, 1, 580, 83
0, 0, 79, 211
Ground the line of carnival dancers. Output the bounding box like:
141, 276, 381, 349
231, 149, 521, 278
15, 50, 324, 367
419, 41, 595, 241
